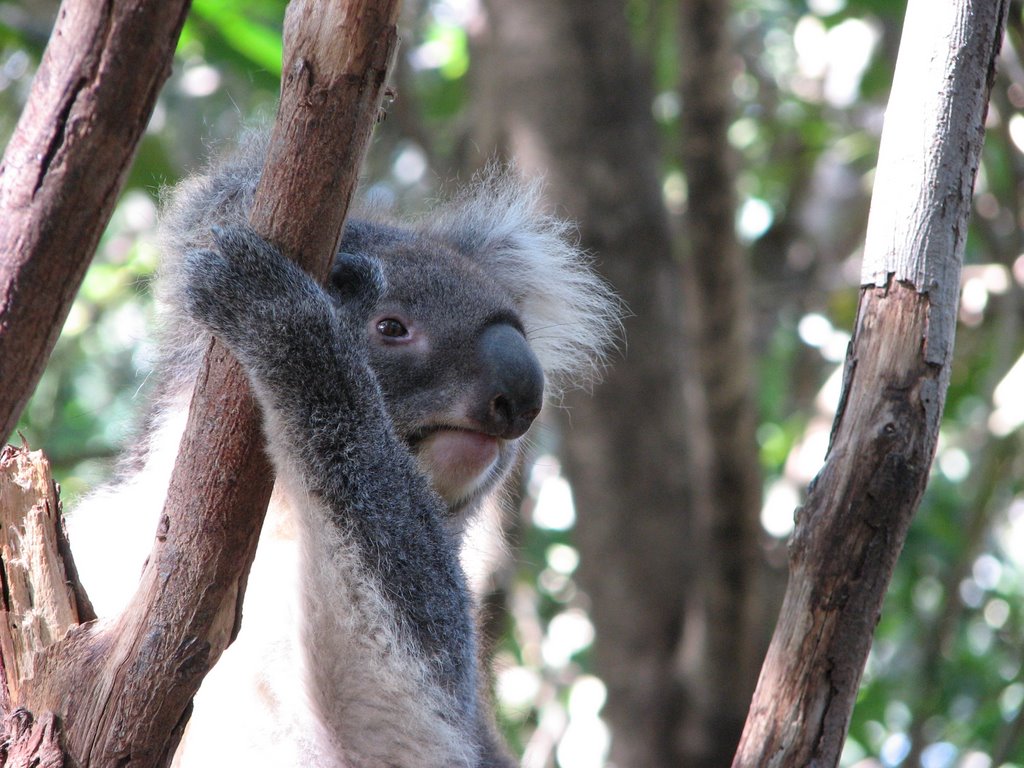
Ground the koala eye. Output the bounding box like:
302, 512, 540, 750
376, 318, 409, 339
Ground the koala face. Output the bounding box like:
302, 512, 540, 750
330, 221, 544, 517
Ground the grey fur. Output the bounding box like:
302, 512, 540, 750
75, 137, 619, 768
182, 223, 478, 703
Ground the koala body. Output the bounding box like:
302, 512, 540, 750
68, 139, 617, 768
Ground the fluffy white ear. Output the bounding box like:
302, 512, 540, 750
421, 167, 622, 399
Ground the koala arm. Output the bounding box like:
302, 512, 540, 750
180, 226, 486, 765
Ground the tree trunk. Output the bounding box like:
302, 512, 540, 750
677, 0, 766, 763
476, 0, 773, 763
0, 0, 190, 442
732, 1, 1008, 765
0, 1, 400, 765
478, 2, 692, 766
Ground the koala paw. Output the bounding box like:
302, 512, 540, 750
179, 225, 323, 348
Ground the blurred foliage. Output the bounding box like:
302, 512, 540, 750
4, 0, 1024, 766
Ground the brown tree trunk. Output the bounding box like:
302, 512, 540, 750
732, 1, 1008, 765
0, 1, 400, 765
0, 0, 190, 442
677, 0, 766, 763
478, 2, 692, 766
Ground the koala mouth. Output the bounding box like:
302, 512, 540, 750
408, 427, 501, 507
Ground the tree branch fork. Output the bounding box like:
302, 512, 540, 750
0, 1, 401, 765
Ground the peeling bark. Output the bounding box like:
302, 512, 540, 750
0, 709, 65, 768
0, 446, 83, 768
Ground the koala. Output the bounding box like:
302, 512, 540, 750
67, 137, 618, 768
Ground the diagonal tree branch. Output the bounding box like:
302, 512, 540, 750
0, 0, 191, 442
732, 1, 1009, 765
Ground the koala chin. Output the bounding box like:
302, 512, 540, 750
414, 429, 501, 506
68, 136, 618, 768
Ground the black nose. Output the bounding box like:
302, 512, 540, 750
476, 323, 544, 439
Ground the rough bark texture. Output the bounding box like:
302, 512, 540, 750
732, 1, 1008, 765
0, 446, 88, 702
478, 2, 692, 766
250, 0, 400, 262
0, 0, 191, 442
1, 710, 65, 768
0, 446, 86, 768
0, 2, 400, 765
677, 1, 766, 763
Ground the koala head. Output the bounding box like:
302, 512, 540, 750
331, 221, 545, 518
157, 152, 620, 522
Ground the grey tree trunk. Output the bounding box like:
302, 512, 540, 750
475, 0, 773, 763
476, 1, 690, 765
677, 0, 766, 763
475, 0, 774, 763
